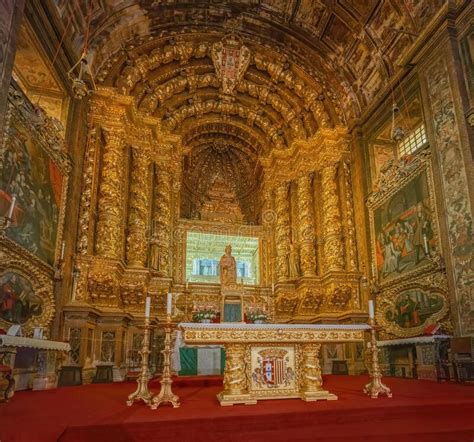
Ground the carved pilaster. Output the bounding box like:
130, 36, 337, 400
95, 129, 125, 259
297, 174, 317, 276
77, 127, 98, 255
341, 159, 358, 272
274, 183, 291, 282
321, 164, 344, 272
151, 165, 172, 276
126, 146, 151, 267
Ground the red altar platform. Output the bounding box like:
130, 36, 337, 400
1, 375, 473, 442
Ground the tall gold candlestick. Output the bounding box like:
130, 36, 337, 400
127, 316, 153, 406
150, 315, 180, 409
364, 319, 392, 399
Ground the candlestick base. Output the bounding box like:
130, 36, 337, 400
150, 318, 180, 410
150, 378, 180, 409
127, 318, 153, 406
364, 323, 392, 399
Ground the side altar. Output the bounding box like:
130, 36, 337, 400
178, 322, 371, 406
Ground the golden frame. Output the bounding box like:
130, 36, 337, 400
367, 151, 441, 288
1, 82, 71, 271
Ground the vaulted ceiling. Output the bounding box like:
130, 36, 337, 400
49, 0, 444, 223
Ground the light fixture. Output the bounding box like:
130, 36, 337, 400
390, 102, 405, 142
67, 52, 96, 99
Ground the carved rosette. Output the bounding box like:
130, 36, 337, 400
321, 164, 344, 272
274, 184, 291, 281
152, 166, 172, 276
341, 159, 358, 271
95, 129, 125, 259
223, 343, 248, 396
77, 128, 97, 255
126, 146, 151, 267
297, 174, 317, 276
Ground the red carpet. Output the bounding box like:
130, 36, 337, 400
1, 375, 473, 442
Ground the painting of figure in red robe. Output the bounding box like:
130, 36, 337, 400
385, 290, 444, 330
373, 171, 436, 283
0, 120, 62, 266
0, 272, 43, 325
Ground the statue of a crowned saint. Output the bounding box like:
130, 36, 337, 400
219, 244, 237, 288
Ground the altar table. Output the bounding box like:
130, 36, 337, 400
0, 335, 70, 395
178, 323, 371, 406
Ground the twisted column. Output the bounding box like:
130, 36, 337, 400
342, 159, 358, 272
77, 128, 97, 255
126, 146, 151, 267
297, 174, 317, 276
321, 164, 344, 272
95, 129, 125, 259
274, 183, 291, 282
151, 166, 172, 276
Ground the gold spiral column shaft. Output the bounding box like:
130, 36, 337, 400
321, 164, 344, 272
274, 183, 291, 282
126, 146, 151, 267
297, 174, 317, 276
95, 129, 126, 259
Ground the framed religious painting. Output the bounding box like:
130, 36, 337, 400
0, 268, 54, 333
0, 81, 71, 268
367, 151, 441, 287
375, 272, 450, 338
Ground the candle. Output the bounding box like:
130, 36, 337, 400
6, 195, 16, 219
60, 241, 66, 260
423, 234, 429, 255
271, 283, 275, 295
368, 300, 375, 319
166, 292, 173, 315
145, 296, 151, 318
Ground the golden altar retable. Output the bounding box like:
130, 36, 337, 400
179, 323, 371, 406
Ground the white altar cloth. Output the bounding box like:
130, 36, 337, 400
0, 335, 70, 352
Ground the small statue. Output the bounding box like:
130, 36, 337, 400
149, 240, 160, 271
219, 244, 237, 287
288, 242, 300, 280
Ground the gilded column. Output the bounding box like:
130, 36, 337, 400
321, 164, 344, 272
151, 165, 172, 276
126, 146, 151, 267
297, 174, 317, 276
274, 183, 291, 281
76, 128, 97, 254
341, 159, 358, 272
300, 343, 337, 401
95, 129, 126, 259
